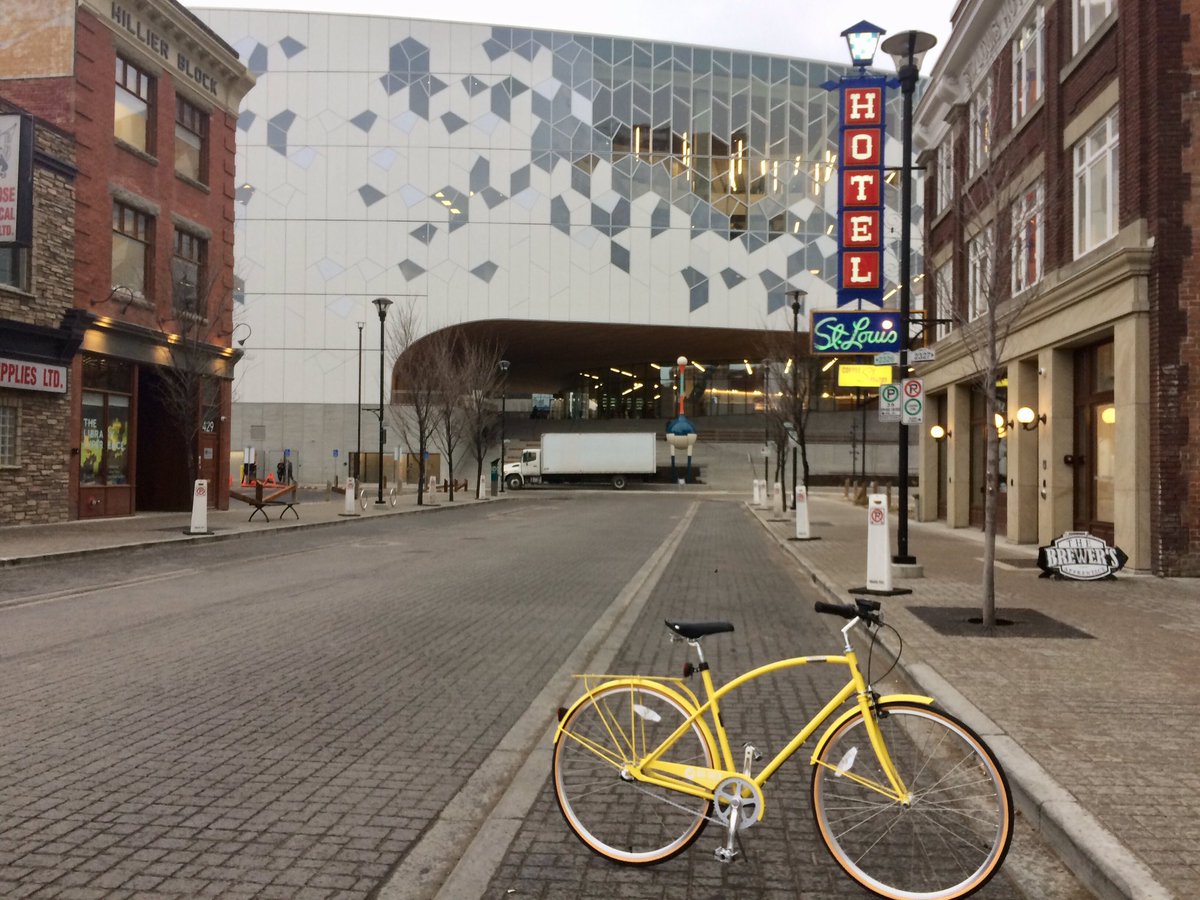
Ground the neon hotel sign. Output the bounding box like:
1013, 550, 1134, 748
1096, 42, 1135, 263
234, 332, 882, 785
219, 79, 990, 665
837, 77, 886, 308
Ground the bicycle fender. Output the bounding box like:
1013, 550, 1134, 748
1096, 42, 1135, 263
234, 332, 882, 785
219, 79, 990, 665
553, 678, 706, 746
809, 694, 935, 765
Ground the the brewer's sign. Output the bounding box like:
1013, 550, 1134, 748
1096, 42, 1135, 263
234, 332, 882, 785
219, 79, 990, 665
0, 114, 34, 247
1037, 532, 1128, 580
811, 310, 899, 356
837, 76, 887, 308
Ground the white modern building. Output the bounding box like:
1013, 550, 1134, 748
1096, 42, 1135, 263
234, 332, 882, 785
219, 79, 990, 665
196, 9, 921, 484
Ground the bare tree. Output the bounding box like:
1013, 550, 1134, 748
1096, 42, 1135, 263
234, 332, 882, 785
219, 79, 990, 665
387, 301, 441, 506
429, 330, 466, 501
154, 259, 235, 492
934, 84, 1044, 628
455, 338, 505, 498
758, 333, 825, 503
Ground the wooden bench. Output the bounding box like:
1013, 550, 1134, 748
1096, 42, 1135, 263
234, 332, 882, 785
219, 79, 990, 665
230, 482, 300, 522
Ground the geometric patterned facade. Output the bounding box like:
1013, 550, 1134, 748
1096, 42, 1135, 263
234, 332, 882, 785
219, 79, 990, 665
196, 10, 918, 408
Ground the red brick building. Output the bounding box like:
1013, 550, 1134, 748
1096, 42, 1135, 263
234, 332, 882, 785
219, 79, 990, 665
914, 0, 1196, 574
0, 0, 253, 520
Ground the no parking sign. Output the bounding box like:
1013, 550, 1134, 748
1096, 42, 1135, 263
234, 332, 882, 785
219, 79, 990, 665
901, 378, 924, 425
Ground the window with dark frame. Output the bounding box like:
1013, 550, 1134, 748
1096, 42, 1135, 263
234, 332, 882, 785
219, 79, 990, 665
175, 95, 208, 184
0, 398, 17, 467
112, 202, 151, 297
115, 57, 153, 153
0, 246, 28, 291
172, 229, 207, 318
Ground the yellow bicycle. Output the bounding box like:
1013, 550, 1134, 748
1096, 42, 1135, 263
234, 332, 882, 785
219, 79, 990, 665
552, 598, 1013, 900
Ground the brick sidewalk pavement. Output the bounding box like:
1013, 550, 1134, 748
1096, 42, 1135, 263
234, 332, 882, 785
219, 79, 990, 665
751, 491, 1195, 900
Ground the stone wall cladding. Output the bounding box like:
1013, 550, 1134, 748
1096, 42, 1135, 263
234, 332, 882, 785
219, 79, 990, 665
0, 99, 76, 525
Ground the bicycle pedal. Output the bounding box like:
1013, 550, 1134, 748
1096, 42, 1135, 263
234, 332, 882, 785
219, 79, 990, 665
714, 846, 738, 864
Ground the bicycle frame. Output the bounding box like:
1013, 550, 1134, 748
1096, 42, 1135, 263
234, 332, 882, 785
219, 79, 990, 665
558, 618, 934, 814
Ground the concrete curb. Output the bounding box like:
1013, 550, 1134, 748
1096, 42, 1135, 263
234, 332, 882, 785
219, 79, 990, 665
750, 503, 1177, 900
0, 499, 482, 569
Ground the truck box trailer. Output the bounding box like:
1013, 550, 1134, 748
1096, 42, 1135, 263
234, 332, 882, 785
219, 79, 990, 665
503, 432, 657, 490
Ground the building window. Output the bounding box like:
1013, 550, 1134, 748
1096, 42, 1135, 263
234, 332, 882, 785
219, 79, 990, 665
934, 261, 954, 339
115, 57, 153, 153
80, 357, 133, 486
1074, 0, 1115, 54
112, 202, 151, 297
1074, 108, 1119, 257
968, 78, 991, 177
172, 229, 207, 317
175, 96, 208, 183
0, 398, 17, 466
0, 246, 28, 291
936, 141, 954, 214
1012, 182, 1044, 294
967, 227, 992, 321
1012, 6, 1044, 125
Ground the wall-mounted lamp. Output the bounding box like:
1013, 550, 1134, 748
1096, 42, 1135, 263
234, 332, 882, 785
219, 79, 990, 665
1010, 406, 1046, 431
930, 424, 950, 440
91, 285, 137, 312
232, 322, 252, 347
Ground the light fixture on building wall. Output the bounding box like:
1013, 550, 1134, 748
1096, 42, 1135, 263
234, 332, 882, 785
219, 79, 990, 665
1010, 406, 1047, 431
232, 322, 252, 347
930, 424, 950, 440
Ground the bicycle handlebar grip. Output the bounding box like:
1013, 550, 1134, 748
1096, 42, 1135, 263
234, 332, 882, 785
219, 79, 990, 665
814, 601, 857, 620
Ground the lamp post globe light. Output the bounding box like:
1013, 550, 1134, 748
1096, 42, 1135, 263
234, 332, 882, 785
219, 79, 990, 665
878, 28, 936, 567
498, 359, 510, 492
372, 297, 392, 505
841, 20, 885, 70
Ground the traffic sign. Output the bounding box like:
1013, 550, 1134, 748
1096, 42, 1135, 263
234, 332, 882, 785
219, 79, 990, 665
879, 383, 901, 422
901, 377, 924, 425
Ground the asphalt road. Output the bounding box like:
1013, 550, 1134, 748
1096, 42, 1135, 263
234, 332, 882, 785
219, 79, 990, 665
0, 494, 1090, 899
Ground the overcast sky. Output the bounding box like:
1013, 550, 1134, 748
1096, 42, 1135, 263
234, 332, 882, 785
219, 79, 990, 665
187, 0, 957, 69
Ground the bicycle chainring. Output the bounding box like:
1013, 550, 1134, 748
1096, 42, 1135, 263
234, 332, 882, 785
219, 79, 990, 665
712, 776, 763, 831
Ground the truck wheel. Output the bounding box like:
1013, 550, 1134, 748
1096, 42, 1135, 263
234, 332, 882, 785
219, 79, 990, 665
505, 474, 523, 490
611, 474, 628, 490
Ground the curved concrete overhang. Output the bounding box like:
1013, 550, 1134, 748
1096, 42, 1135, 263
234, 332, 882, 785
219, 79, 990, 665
403, 320, 778, 392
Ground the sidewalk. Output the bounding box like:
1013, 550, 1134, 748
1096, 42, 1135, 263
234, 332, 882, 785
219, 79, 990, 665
750, 491, 1194, 900
0, 484, 496, 567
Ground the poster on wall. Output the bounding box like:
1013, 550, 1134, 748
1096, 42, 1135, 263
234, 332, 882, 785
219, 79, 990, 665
0, 113, 34, 247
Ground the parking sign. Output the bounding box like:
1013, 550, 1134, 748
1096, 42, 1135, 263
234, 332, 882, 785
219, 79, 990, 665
879, 383, 901, 422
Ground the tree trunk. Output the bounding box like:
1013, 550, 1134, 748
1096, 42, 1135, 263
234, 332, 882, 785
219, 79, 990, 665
980, 390, 1000, 629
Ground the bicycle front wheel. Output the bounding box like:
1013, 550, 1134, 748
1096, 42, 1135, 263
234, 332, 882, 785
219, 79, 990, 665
811, 702, 1013, 900
553, 681, 716, 865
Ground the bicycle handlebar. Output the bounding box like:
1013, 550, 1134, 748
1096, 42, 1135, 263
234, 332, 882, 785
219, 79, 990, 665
814, 598, 882, 625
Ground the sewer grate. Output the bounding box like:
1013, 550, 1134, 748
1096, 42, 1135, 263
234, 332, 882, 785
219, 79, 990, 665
907, 606, 1093, 639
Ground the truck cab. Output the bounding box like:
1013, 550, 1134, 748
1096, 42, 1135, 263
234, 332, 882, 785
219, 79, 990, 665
504, 449, 541, 490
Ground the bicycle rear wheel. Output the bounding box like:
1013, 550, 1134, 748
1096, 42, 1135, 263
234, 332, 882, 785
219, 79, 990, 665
553, 681, 716, 865
811, 702, 1012, 900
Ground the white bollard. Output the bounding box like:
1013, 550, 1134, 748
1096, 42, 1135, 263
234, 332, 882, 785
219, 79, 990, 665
752, 479, 761, 506
341, 476, 359, 516
795, 486, 811, 539
479, 474, 489, 499
866, 494, 892, 592
773, 482, 783, 514
189, 480, 210, 534
427, 475, 437, 494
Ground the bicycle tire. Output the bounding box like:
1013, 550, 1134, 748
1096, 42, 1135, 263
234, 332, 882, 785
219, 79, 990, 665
811, 702, 1013, 900
553, 681, 716, 865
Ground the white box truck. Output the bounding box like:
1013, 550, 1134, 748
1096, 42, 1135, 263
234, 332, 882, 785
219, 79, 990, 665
503, 432, 657, 490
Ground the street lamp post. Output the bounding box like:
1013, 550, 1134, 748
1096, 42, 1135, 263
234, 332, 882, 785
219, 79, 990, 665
880, 29, 936, 566
372, 297, 392, 504
355, 321, 364, 481
498, 359, 510, 492
761, 359, 770, 489
788, 289, 807, 507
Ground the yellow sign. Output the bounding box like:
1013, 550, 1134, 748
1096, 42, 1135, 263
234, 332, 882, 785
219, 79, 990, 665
838, 365, 893, 388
